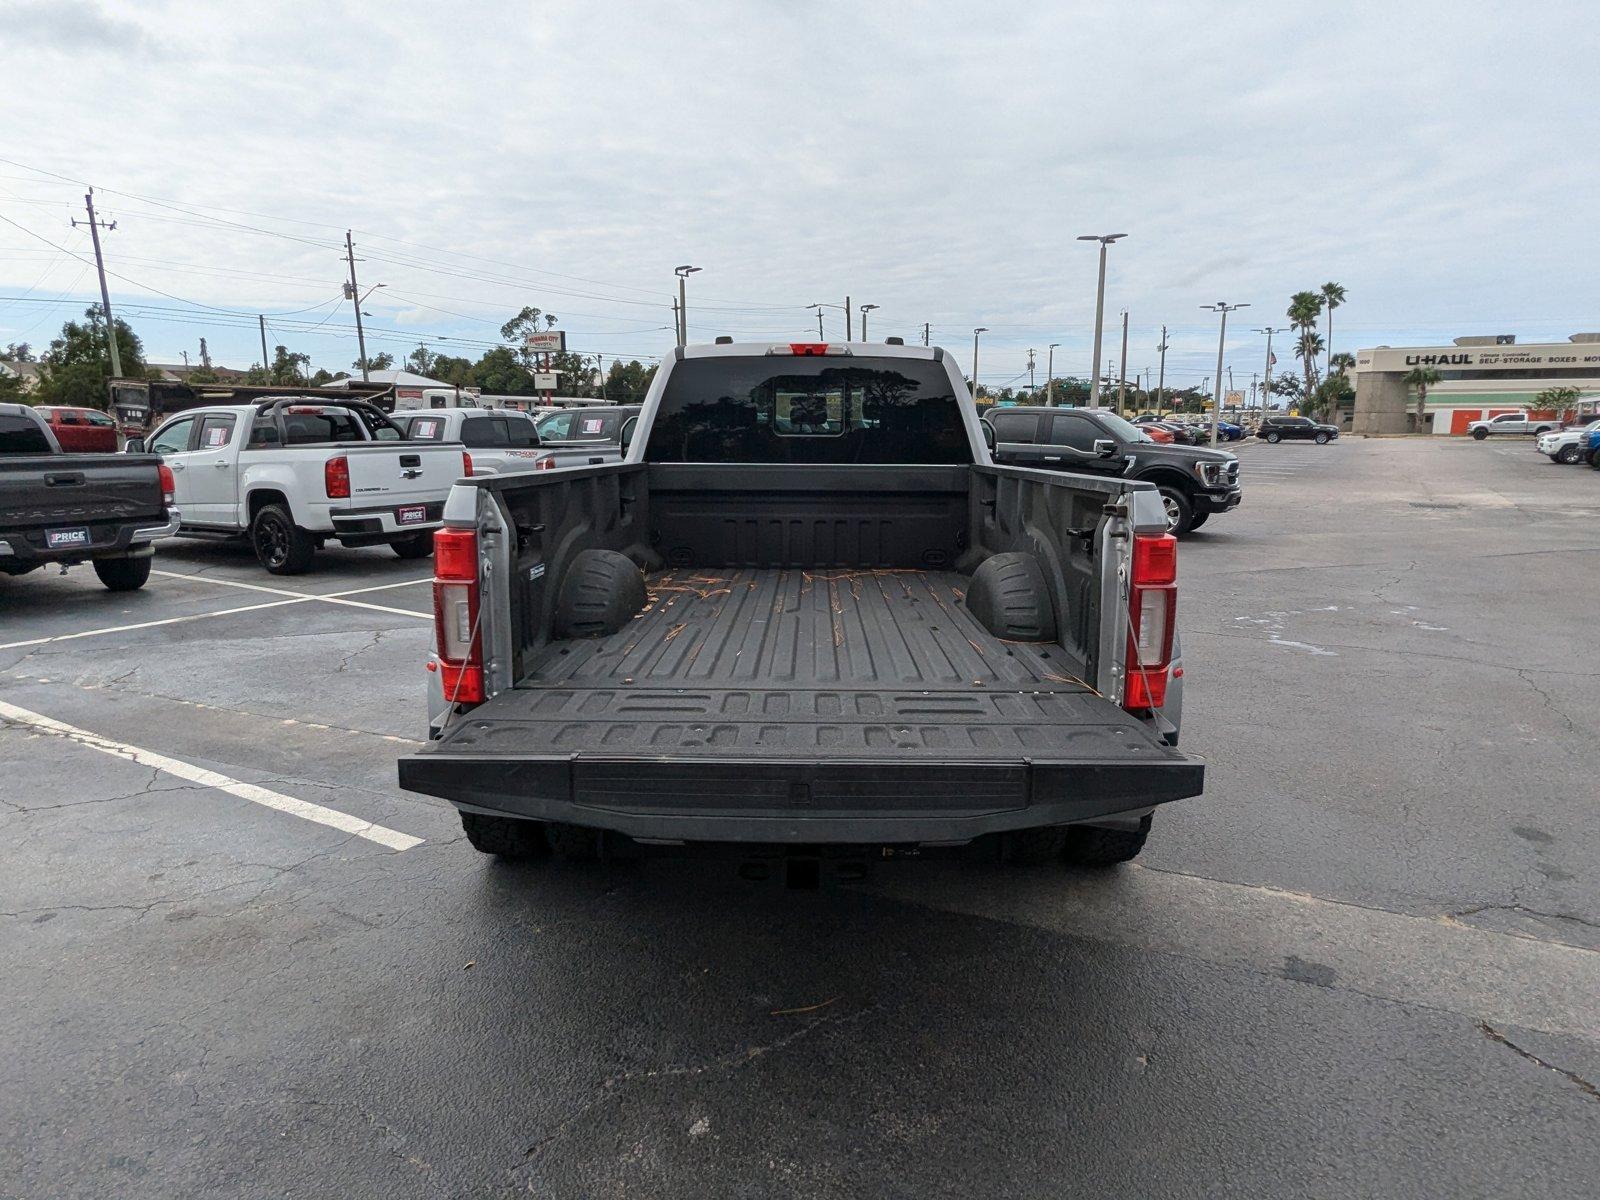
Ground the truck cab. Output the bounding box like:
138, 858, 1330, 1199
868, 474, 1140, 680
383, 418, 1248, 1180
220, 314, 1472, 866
398, 342, 1204, 875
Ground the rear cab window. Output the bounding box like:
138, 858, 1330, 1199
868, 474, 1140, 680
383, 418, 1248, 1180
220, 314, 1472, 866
645, 357, 971, 464
0, 413, 53, 454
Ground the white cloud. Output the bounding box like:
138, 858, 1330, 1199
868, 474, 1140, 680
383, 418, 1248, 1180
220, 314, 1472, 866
1, 0, 1595, 384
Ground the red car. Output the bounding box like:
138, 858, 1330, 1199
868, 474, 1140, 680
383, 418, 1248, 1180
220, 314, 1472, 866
33, 406, 119, 452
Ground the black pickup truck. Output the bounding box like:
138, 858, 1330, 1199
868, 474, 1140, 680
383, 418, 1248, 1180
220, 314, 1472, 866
987, 405, 1240, 535
398, 342, 1205, 879
0, 403, 179, 591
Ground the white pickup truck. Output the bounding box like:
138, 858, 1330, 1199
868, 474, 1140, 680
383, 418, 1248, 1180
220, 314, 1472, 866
1467, 411, 1558, 440
129, 397, 466, 574
394, 408, 626, 475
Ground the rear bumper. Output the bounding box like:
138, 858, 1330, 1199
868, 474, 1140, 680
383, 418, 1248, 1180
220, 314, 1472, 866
330, 501, 444, 545
0, 509, 179, 566
397, 751, 1205, 844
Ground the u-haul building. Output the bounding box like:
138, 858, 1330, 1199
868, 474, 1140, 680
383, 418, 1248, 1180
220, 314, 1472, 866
1351, 334, 1600, 435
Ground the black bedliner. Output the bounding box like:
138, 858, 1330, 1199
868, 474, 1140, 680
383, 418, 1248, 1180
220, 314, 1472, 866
400, 566, 1202, 843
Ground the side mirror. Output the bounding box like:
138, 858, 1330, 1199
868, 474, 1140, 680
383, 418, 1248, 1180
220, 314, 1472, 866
980, 418, 996, 453
618, 415, 639, 454
1093, 438, 1117, 458
124, 437, 146, 454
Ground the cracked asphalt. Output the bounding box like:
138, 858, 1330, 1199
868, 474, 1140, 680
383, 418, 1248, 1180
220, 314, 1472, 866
2, 438, 1598, 1198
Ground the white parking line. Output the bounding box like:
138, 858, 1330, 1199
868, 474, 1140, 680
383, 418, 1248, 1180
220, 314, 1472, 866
0, 577, 431, 652
0, 699, 423, 851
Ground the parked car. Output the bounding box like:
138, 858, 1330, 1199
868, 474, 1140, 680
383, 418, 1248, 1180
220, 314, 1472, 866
1154, 420, 1200, 445
1467, 411, 1557, 440
33, 405, 121, 453
987, 405, 1240, 535
1258, 415, 1339, 443
399, 340, 1202, 872
1534, 418, 1600, 464
0, 402, 178, 591
1587, 427, 1600, 468
127, 397, 466, 574
395, 409, 624, 474
1141, 424, 1175, 444
533, 405, 641, 447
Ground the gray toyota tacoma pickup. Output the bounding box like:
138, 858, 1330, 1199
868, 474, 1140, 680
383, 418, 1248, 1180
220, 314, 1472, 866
398, 341, 1203, 877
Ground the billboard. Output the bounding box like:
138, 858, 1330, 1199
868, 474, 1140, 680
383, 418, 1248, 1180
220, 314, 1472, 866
524, 331, 566, 352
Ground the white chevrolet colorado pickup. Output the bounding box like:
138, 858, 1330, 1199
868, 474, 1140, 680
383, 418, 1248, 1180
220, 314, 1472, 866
129, 396, 467, 574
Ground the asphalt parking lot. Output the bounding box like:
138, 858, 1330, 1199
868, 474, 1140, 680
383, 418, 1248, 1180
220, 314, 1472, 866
3, 438, 1598, 1199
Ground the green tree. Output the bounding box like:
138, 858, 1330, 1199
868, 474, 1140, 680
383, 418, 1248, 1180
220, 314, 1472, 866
1535, 385, 1580, 418
1319, 282, 1347, 376
351, 351, 394, 373
470, 345, 535, 394
1403, 366, 1442, 431
405, 344, 438, 377
1286, 290, 1324, 404
36, 306, 146, 408
0, 370, 26, 403
431, 354, 476, 388
1329, 351, 1355, 375
602, 358, 658, 403
499, 306, 552, 369
3, 342, 35, 362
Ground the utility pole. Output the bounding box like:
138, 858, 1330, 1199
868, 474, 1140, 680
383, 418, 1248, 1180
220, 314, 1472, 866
922, 322, 930, 347
1076, 233, 1127, 407
971, 327, 987, 397
1026, 347, 1036, 395
259, 315, 270, 374
1116, 310, 1129, 415
1046, 343, 1058, 405
674, 265, 701, 347
181, 350, 189, 368
344, 230, 370, 382
73, 191, 122, 378
815, 308, 825, 338
844, 296, 852, 342
1201, 302, 1249, 445
859, 303, 878, 340
672, 297, 680, 345
1258, 326, 1283, 417
1155, 325, 1169, 412
199, 337, 211, 368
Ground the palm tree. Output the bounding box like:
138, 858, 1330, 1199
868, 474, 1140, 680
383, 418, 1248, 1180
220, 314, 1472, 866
1287, 291, 1324, 402
1404, 366, 1442, 432
1329, 352, 1355, 375
1319, 282, 1347, 376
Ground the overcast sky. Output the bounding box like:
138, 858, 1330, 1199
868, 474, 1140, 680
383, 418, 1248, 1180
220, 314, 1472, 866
2, 0, 1595, 394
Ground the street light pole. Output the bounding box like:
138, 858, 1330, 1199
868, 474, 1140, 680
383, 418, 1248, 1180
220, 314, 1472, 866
1077, 233, 1127, 407
674, 265, 701, 347
971, 327, 988, 398
1258, 327, 1284, 418
808, 304, 824, 338
1116, 310, 1129, 415
1201, 301, 1249, 445
859, 303, 878, 340
1046, 343, 1058, 405
1027, 347, 1036, 395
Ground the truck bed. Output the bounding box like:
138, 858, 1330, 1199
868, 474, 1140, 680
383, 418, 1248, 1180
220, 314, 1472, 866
401, 567, 1202, 843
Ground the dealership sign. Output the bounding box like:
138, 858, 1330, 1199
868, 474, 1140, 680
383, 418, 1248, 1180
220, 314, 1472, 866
524, 331, 566, 352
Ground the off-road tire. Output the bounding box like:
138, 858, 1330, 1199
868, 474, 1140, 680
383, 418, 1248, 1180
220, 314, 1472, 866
391, 532, 434, 560
1157, 485, 1195, 536
1062, 816, 1152, 867
1005, 826, 1070, 866
92, 556, 152, 592
251, 503, 316, 575
460, 811, 548, 859
545, 822, 601, 861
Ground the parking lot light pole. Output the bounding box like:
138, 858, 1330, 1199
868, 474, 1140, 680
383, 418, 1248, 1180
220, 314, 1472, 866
674, 265, 701, 347
1201, 302, 1249, 445
1258, 326, 1284, 418
1046, 343, 1059, 405
1077, 233, 1126, 407
971, 327, 988, 398
859, 303, 879, 340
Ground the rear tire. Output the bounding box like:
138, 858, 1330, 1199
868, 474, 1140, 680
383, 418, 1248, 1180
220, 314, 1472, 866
1062, 816, 1151, 867
251, 504, 315, 575
1005, 826, 1069, 866
1156, 486, 1195, 536
460, 811, 548, 859
1472, 428, 1488, 441
92, 556, 151, 592
391, 532, 434, 560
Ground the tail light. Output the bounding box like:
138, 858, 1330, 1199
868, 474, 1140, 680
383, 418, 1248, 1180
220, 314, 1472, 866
462, 451, 473, 477
431, 527, 483, 704
767, 343, 850, 356
533, 456, 556, 471
1124, 532, 1177, 711
157, 463, 175, 506
325, 455, 351, 499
